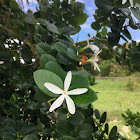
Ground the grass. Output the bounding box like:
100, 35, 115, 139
91, 78, 140, 139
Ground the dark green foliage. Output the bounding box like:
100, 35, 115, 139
100, 112, 107, 124
91, 0, 140, 73
0, 0, 89, 139
99, 59, 131, 77
122, 109, 140, 137
0, 0, 138, 139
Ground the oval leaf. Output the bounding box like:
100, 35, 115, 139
47, 23, 59, 34
69, 111, 84, 126
100, 112, 107, 124
45, 61, 66, 81
109, 126, 117, 139
33, 70, 63, 97
40, 54, 57, 68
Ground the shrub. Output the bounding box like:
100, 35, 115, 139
122, 109, 140, 138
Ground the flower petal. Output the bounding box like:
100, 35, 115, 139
68, 88, 88, 95
92, 56, 99, 62
65, 95, 75, 114
44, 83, 63, 94
86, 36, 89, 45
122, 0, 127, 4
93, 62, 100, 72
129, 0, 133, 7
89, 33, 96, 40
95, 50, 102, 56
89, 45, 100, 53
49, 95, 64, 112
0, 61, 4, 64
64, 71, 72, 92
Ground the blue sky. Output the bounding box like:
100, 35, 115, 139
21, 0, 140, 43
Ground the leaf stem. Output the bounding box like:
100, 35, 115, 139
79, 45, 90, 53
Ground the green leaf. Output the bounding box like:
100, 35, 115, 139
105, 123, 109, 135
23, 134, 38, 140
70, 75, 89, 89
94, 109, 100, 119
60, 26, 77, 35
69, 111, 84, 126
47, 23, 59, 34
75, 25, 81, 33
102, 27, 107, 36
58, 113, 67, 121
91, 22, 101, 31
37, 18, 49, 26
21, 47, 32, 63
56, 120, 74, 136
21, 125, 38, 135
10, 94, 17, 104
67, 48, 81, 61
76, 123, 93, 138
122, 27, 132, 40
58, 136, 76, 140
45, 61, 66, 81
9, 0, 19, 10
34, 34, 42, 43
129, 20, 138, 29
35, 24, 44, 34
33, 70, 63, 97
36, 42, 51, 56
100, 112, 107, 123
72, 13, 88, 25
109, 126, 117, 140
108, 32, 120, 47
56, 53, 71, 65
132, 52, 140, 66
71, 69, 89, 79
71, 88, 98, 105
34, 90, 51, 103
95, 0, 114, 13
40, 54, 57, 68
24, 13, 35, 24
131, 7, 140, 21
55, 42, 68, 56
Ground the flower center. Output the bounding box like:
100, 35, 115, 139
63, 91, 67, 95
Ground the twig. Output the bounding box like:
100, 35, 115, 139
46, 102, 58, 123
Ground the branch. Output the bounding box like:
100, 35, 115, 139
0, 24, 39, 58
74, 38, 124, 48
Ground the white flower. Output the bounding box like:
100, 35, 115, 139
87, 50, 102, 72
86, 34, 102, 72
86, 33, 96, 46
122, 0, 133, 7
86, 34, 101, 53
0, 61, 4, 64
44, 71, 88, 114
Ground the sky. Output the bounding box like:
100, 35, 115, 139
19, 0, 140, 43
